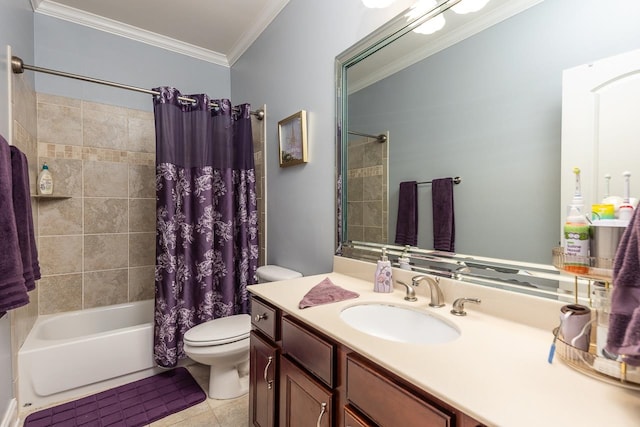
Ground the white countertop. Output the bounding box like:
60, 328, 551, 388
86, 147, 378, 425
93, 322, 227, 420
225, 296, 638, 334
248, 257, 640, 427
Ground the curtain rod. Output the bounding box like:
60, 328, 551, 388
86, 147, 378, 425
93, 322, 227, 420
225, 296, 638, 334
10, 56, 264, 121
418, 176, 462, 185
347, 130, 387, 143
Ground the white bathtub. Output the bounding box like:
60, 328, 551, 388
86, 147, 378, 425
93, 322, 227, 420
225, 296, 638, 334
18, 299, 163, 409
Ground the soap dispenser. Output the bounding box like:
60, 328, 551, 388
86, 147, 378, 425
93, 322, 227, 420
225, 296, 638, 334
374, 247, 393, 293
398, 245, 412, 270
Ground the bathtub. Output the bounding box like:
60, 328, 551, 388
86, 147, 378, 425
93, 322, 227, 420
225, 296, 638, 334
18, 299, 163, 409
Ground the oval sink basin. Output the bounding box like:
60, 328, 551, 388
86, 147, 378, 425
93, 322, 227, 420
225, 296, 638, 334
340, 304, 460, 344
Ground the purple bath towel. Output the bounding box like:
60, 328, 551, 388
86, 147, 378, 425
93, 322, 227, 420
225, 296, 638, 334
606, 206, 640, 365
298, 277, 359, 309
432, 178, 455, 252
11, 146, 40, 290
0, 136, 29, 315
395, 181, 418, 246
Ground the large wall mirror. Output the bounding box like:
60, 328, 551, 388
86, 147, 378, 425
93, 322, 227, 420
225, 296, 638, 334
336, 0, 640, 299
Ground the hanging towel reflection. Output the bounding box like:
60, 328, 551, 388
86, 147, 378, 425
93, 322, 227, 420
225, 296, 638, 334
395, 181, 418, 246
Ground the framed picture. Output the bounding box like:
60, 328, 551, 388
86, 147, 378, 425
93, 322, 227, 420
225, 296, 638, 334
278, 110, 308, 167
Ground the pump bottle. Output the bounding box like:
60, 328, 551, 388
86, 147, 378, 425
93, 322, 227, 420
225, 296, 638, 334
374, 248, 393, 293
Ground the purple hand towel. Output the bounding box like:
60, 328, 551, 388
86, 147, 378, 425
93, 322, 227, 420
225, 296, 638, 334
11, 146, 40, 290
395, 181, 418, 246
298, 277, 359, 309
0, 136, 29, 315
432, 177, 455, 252
606, 207, 640, 365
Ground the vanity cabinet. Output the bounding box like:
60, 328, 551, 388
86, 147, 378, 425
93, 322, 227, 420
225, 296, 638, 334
249, 330, 279, 427
249, 294, 485, 427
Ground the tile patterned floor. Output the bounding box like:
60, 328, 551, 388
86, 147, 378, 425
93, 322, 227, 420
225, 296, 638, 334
19, 363, 249, 427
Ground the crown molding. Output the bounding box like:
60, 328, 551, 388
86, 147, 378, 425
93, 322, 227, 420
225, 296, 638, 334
227, 0, 290, 66
34, 1, 229, 67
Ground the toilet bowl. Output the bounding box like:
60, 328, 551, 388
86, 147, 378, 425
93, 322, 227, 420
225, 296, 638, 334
183, 264, 302, 399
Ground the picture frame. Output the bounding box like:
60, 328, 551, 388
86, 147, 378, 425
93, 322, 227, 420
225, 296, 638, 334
278, 110, 308, 167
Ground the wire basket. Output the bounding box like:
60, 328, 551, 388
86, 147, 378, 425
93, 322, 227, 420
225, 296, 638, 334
553, 328, 640, 390
552, 247, 613, 281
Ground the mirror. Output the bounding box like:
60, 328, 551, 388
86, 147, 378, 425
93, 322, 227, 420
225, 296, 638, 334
336, 0, 640, 298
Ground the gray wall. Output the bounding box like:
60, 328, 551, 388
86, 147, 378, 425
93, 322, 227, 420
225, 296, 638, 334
0, 0, 35, 415
349, 0, 640, 263
34, 14, 231, 111
231, 0, 415, 276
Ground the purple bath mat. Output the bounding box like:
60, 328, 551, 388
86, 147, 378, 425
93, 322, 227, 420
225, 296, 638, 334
24, 367, 206, 427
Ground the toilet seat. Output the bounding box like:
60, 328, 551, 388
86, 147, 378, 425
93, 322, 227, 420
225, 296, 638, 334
184, 314, 250, 347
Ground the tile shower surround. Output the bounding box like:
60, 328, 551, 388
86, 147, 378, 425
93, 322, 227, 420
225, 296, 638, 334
347, 135, 388, 243
35, 93, 157, 314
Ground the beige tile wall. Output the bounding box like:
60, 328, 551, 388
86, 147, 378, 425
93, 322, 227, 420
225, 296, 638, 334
35, 93, 156, 315
346, 135, 388, 243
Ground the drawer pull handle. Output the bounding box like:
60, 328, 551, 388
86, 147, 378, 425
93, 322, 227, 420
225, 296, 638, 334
264, 356, 273, 390
255, 313, 268, 322
316, 402, 327, 427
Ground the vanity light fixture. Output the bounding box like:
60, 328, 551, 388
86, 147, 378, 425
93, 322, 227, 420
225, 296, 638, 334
451, 0, 490, 14
362, 0, 397, 8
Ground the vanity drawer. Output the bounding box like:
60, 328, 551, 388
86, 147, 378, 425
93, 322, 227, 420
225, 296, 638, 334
346, 354, 453, 427
250, 296, 279, 341
281, 315, 335, 388
344, 405, 374, 427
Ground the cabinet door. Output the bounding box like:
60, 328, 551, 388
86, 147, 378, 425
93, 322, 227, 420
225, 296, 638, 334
250, 331, 279, 427
279, 356, 333, 427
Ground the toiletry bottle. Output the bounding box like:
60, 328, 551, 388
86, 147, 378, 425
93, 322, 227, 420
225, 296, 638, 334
37, 162, 53, 195
563, 205, 590, 274
618, 171, 635, 222
374, 247, 393, 293
398, 245, 412, 270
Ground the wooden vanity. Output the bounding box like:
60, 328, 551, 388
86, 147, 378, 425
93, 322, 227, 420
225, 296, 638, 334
249, 293, 484, 426
246, 257, 640, 426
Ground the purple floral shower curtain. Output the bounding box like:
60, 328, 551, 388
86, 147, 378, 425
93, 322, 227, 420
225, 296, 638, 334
152, 87, 258, 368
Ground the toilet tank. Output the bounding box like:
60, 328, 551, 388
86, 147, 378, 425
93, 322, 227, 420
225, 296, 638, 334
256, 265, 302, 283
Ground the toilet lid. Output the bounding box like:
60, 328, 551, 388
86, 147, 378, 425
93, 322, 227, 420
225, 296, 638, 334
184, 314, 250, 346
256, 265, 302, 282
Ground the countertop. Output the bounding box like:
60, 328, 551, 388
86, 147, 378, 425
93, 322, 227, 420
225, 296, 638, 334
248, 257, 640, 427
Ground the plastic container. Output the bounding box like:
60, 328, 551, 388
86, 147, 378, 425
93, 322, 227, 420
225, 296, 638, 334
37, 163, 53, 195
374, 248, 393, 293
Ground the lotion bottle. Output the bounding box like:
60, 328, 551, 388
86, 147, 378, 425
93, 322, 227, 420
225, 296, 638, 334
37, 162, 53, 195
374, 247, 393, 293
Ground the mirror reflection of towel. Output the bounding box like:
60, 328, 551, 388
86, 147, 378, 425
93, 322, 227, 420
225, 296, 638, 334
395, 181, 418, 246
432, 178, 455, 252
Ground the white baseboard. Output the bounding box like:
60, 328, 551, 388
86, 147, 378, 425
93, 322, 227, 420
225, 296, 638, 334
0, 398, 18, 427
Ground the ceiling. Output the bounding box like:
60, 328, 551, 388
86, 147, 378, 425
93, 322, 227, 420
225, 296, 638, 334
30, 0, 290, 67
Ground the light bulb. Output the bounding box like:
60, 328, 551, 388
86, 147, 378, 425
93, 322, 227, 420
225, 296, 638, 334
414, 14, 446, 34
451, 0, 490, 14
408, 0, 446, 35
362, 0, 396, 8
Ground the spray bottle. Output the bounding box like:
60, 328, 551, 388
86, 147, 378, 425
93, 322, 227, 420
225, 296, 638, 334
618, 171, 635, 222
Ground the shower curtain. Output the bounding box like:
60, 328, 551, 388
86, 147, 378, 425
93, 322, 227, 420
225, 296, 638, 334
152, 87, 258, 368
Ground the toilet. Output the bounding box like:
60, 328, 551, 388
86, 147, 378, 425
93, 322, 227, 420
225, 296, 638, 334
183, 265, 302, 399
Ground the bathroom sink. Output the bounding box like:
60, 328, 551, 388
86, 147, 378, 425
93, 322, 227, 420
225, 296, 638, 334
339, 304, 460, 344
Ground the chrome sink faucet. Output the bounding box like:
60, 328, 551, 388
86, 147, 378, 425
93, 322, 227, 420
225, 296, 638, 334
396, 280, 417, 302
411, 275, 445, 307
